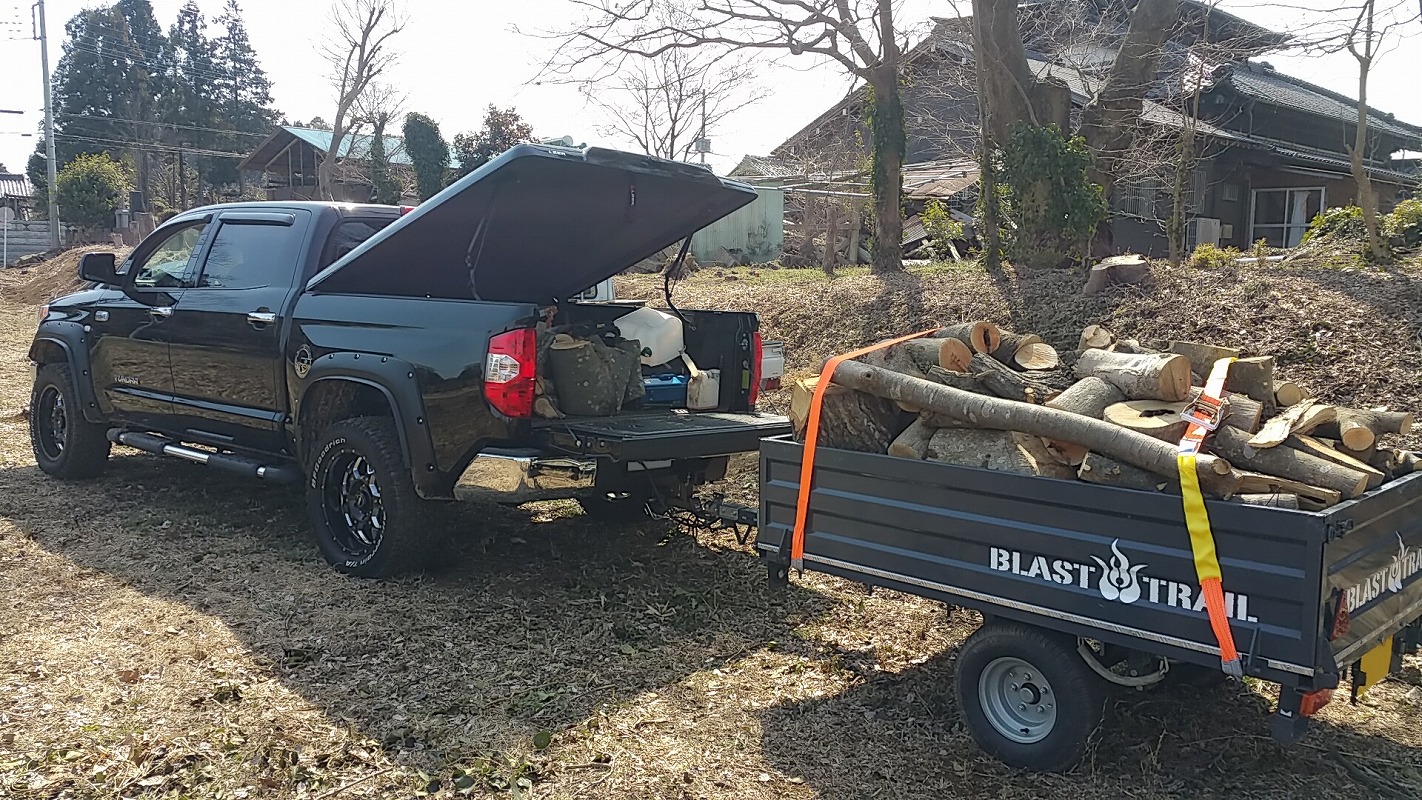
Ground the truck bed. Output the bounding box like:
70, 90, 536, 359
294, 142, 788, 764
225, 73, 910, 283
537, 410, 791, 461
756, 435, 1422, 689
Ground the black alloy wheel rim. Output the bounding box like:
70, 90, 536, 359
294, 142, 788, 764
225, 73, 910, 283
323, 452, 385, 557
36, 386, 67, 461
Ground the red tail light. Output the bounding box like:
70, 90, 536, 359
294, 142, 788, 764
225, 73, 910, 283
749, 331, 763, 408
485, 328, 536, 418
399, 205, 416, 216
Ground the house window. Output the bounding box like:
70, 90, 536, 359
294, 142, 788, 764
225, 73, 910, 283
1249, 187, 1324, 247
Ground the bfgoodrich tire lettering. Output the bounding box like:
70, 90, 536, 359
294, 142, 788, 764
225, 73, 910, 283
30, 363, 110, 479
955, 621, 1106, 772
306, 416, 439, 577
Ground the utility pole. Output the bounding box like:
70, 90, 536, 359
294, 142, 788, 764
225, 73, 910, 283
699, 91, 707, 164
35, 0, 59, 248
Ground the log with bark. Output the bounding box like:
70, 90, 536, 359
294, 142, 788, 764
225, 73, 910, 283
1235, 493, 1301, 509
1103, 400, 1190, 442
1221, 393, 1264, 434
1168, 341, 1241, 381
1079, 324, 1116, 351
932, 321, 1002, 355
829, 361, 1241, 497
861, 337, 973, 377
1209, 425, 1369, 499
990, 331, 1061, 371
925, 428, 1074, 478
1312, 408, 1414, 451
1226, 356, 1277, 417
888, 418, 936, 459
1283, 434, 1384, 490
791, 381, 910, 453
1248, 400, 1337, 448
926, 367, 991, 394
1235, 472, 1341, 511
1041, 377, 1127, 466
1074, 349, 1191, 401
970, 353, 1058, 404
1274, 381, 1307, 408
1077, 452, 1178, 493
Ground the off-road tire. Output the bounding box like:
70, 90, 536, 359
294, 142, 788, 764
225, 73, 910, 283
955, 621, 1106, 772
30, 363, 111, 479
306, 416, 439, 577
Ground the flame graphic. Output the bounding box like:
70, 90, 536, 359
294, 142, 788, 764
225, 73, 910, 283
1387, 534, 1408, 594
1091, 540, 1146, 604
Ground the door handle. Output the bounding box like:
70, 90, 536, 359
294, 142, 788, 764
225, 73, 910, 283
247, 310, 278, 326
149, 306, 173, 319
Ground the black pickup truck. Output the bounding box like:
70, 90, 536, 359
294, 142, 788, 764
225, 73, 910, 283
28, 145, 789, 576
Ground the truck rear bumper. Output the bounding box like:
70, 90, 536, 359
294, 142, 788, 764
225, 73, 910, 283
453, 448, 597, 503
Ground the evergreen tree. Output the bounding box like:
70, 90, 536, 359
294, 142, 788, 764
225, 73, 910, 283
167, 1, 221, 200
402, 113, 448, 201
451, 106, 534, 181
211, 0, 277, 186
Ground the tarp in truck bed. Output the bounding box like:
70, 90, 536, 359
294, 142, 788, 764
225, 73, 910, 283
306, 145, 757, 304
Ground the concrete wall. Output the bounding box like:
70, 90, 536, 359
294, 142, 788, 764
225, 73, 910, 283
2, 220, 61, 267
691, 187, 784, 264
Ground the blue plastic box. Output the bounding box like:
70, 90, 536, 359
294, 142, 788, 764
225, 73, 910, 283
643, 374, 689, 405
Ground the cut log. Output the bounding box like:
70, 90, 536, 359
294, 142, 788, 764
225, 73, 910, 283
1014, 342, 1061, 370
919, 410, 984, 428
1073, 349, 1191, 402
1110, 338, 1157, 355
1209, 425, 1369, 499
862, 338, 973, 378
1046, 377, 1127, 418
926, 367, 991, 394
1226, 356, 1277, 417
1284, 435, 1384, 489
1103, 400, 1190, 442
1274, 381, 1306, 408
932, 321, 1001, 355
1077, 452, 1177, 494
793, 382, 910, 453
990, 330, 1041, 364
829, 361, 1241, 497
970, 353, 1058, 404
1235, 471, 1341, 511
1248, 400, 1337, 448
790, 376, 832, 434
1235, 493, 1301, 509
1083, 254, 1150, 295
1168, 341, 1241, 382
925, 428, 1073, 478
1313, 408, 1414, 451
1222, 393, 1264, 434
1079, 324, 1116, 351
888, 418, 936, 459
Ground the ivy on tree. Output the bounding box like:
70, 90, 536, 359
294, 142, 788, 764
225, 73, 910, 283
402, 113, 449, 202
997, 124, 1106, 269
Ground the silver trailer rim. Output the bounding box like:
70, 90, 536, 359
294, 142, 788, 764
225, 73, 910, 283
978, 656, 1057, 744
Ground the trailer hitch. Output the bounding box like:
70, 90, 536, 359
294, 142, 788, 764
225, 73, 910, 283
652, 490, 759, 545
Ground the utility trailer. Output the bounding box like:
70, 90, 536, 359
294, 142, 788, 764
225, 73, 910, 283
754, 434, 1422, 772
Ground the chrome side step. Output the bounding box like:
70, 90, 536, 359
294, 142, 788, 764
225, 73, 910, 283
108, 429, 302, 485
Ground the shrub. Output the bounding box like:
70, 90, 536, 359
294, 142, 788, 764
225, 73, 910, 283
1304, 205, 1364, 242
921, 199, 965, 261
1187, 242, 1241, 269
1383, 198, 1422, 247
998, 123, 1107, 269
55, 153, 130, 228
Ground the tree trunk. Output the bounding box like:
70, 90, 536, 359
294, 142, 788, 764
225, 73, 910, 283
823, 200, 840, 275
1210, 425, 1370, 499
830, 361, 1241, 496
1313, 408, 1414, 451
971, 0, 1037, 144
867, 47, 904, 274
793, 380, 909, 453
1073, 349, 1192, 401
1349, 5, 1388, 261
1042, 377, 1126, 465
933, 321, 1002, 354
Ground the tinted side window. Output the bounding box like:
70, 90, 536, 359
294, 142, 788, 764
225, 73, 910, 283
197, 222, 305, 289
131, 223, 208, 288
321, 218, 396, 268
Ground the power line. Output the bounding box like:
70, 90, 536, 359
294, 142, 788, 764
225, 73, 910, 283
56, 111, 272, 138
54, 132, 247, 158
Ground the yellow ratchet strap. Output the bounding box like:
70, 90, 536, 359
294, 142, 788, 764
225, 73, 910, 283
1177, 357, 1243, 677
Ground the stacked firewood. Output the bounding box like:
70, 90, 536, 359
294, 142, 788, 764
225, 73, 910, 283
791, 321, 1416, 510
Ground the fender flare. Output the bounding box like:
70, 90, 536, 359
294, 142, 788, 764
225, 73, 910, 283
296, 353, 444, 498
29, 322, 105, 424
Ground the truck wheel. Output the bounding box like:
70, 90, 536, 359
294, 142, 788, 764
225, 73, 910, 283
306, 416, 438, 578
30, 363, 111, 479
955, 621, 1106, 772
577, 492, 653, 522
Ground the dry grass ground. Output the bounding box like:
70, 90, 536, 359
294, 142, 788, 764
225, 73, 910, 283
0, 255, 1418, 799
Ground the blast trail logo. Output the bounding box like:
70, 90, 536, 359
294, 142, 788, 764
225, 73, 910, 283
989, 539, 1260, 622
1343, 534, 1422, 613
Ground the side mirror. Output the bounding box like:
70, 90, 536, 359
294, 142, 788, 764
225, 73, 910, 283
78, 252, 118, 285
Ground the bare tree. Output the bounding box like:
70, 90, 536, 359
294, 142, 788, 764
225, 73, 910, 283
319, 0, 405, 200
579, 49, 767, 162
535, 0, 915, 274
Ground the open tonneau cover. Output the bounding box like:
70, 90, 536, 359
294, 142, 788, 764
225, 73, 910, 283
538, 411, 792, 462
306, 145, 757, 304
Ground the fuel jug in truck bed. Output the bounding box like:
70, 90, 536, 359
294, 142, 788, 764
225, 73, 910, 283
29, 144, 790, 577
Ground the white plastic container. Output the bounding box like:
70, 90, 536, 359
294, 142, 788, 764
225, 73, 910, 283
681, 352, 720, 411
614, 307, 685, 366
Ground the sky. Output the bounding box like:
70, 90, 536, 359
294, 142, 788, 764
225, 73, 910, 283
0, 0, 1418, 180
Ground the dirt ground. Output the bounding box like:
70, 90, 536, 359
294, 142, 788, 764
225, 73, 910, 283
1, 257, 1420, 799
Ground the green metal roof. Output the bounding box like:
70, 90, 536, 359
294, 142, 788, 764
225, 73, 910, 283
281, 126, 415, 166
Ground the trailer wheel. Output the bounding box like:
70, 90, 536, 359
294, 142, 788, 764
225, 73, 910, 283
955, 622, 1105, 772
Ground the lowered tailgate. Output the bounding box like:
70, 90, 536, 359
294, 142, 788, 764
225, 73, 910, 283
537, 411, 791, 461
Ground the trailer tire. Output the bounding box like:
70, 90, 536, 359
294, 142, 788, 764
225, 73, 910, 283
955, 621, 1105, 772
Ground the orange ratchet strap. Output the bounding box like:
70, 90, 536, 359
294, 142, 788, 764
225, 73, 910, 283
1177, 356, 1244, 677
790, 329, 939, 571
